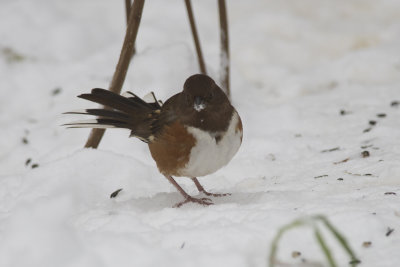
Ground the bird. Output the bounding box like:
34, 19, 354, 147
65, 74, 243, 207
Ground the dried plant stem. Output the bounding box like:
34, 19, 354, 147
218, 0, 230, 98
125, 0, 136, 56
125, 0, 131, 23
84, 0, 145, 148
184, 0, 207, 74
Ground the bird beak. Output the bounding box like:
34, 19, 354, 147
194, 96, 206, 112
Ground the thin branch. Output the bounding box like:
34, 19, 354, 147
84, 0, 145, 148
125, 0, 131, 23
184, 0, 207, 75
125, 0, 136, 56
218, 0, 230, 99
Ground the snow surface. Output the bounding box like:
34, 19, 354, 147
1, 0, 400, 266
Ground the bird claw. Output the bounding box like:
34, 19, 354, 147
174, 196, 214, 208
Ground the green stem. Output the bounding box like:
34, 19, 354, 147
269, 219, 305, 267
315, 215, 360, 266
314, 226, 337, 267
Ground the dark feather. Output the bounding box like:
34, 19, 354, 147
123, 91, 158, 109
65, 88, 163, 143
64, 118, 128, 128
125, 91, 162, 109
79, 88, 153, 114
64, 109, 129, 120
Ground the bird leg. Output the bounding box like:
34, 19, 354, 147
191, 177, 231, 197
163, 175, 213, 207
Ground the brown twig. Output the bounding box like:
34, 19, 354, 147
84, 0, 145, 148
125, 0, 136, 56
184, 0, 207, 75
125, 0, 131, 23
218, 0, 230, 99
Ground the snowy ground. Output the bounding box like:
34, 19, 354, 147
1, 0, 400, 266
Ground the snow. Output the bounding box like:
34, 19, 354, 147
1, 0, 400, 266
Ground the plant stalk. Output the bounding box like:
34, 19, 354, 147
218, 0, 230, 98
84, 0, 145, 148
184, 0, 207, 74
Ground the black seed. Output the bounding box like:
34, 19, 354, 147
386, 227, 394, 236
363, 128, 372, 133
321, 147, 340, 153
376, 113, 386, 118
337, 178, 344, 181
31, 164, 39, 169
51, 87, 62, 96
361, 144, 373, 149
369, 120, 376, 126
384, 192, 396, 195
361, 151, 370, 158
25, 158, 32, 166
390, 101, 399, 107
314, 175, 328, 179
22, 137, 29, 144
349, 259, 361, 264
110, 188, 123, 198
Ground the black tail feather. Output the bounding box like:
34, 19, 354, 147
64, 118, 129, 129
79, 91, 138, 114
65, 88, 161, 143
64, 109, 129, 121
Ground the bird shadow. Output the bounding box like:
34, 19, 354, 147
112, 190, 267, 212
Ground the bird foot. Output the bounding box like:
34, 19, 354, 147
174, 196, 214, 208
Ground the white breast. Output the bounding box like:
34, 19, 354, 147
178, 111, 242, 177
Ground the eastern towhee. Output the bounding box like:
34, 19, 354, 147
65, 74, 243, 207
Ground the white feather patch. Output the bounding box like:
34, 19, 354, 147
123, 91, 163, 106
178, 111, 242, 177
194, 103, 206, 112
122, 91, 136, 98
142, 92, 157, 103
